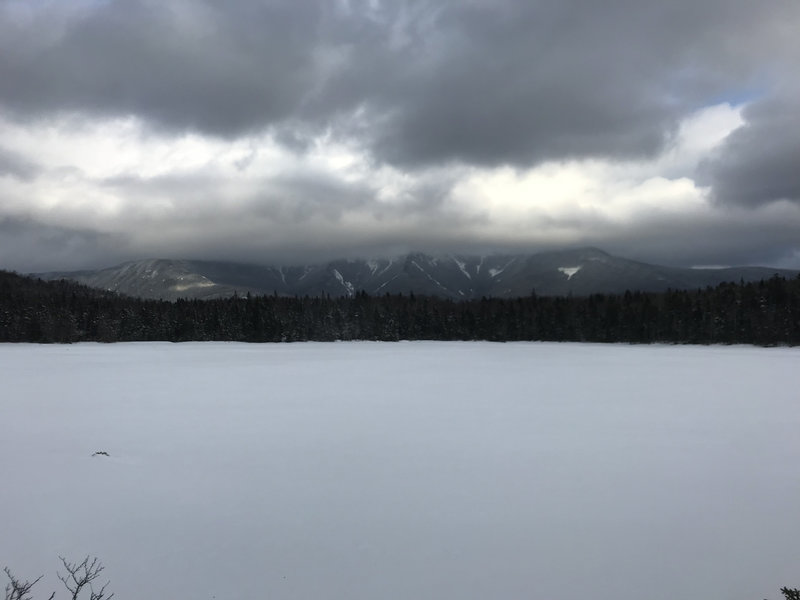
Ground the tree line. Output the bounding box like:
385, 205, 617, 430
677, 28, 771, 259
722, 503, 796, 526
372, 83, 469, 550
2, 269, 800, 345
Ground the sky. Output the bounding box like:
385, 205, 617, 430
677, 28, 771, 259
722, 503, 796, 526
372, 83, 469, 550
1, 0, 799, 272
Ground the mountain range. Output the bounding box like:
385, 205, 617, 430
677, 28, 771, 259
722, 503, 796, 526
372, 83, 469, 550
35, 248, 797, 301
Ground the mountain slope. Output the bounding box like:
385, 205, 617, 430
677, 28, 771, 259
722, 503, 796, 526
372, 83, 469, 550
36, 248, 797, 301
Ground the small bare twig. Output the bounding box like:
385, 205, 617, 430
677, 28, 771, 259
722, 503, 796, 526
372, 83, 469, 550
56, 557, 112, 600
3, 567, 53, 600
5, 556, 113, 600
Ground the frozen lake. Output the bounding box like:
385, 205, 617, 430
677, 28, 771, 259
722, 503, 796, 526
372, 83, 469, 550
1, 342, 798, 599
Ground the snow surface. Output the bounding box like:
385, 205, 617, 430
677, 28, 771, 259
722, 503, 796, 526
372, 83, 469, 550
453, 257, 472, 280
559, 266, 582, 279
1, 342, 799, 600
488, 258, 515, 279
410, 260, 448, 292
171, 280, 215, 292
332, 269, 354, 296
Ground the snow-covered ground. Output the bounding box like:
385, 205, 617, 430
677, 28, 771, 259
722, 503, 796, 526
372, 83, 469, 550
1, 342, 798, 600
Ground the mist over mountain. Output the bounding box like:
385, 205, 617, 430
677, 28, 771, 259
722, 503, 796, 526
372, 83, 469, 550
35, 248, 797, 301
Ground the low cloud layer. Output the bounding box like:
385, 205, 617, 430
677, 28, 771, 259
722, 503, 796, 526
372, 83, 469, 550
1, 0, 799, 271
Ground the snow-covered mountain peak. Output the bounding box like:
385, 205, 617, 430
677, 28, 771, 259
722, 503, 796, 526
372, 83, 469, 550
36, 249, 798, 301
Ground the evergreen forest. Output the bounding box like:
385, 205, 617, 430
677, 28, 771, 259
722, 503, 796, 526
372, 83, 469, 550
2, 269, 800, 345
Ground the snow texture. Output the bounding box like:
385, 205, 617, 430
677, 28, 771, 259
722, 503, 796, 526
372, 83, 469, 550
1, 342, 798, 600
559, 266, 582, 279
332, 269, 355, 296
453, 257, 472, 280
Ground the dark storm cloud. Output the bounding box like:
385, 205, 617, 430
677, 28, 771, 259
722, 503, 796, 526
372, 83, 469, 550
2, 0, 799, 273
0, 1, 327, 135
700, 89, 800, 207
1, 0, 795, 168
348, 0, 777, 168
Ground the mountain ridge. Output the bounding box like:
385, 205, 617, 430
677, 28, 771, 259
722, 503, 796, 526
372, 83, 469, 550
35, 248, 798, 301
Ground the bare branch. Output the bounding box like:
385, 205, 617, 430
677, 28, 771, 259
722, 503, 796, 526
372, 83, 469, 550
4, 567, 44, 600
88, 580, 113, 600
56, 557, 111, 600
5, 558, 111, 600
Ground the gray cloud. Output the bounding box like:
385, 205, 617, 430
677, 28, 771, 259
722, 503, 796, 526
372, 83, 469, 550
4, 198, 800, 273
0, 217, 127, 273
0, 1, 325, 135
599, 209, 800, 268
700, 89, 800, 206
0, 146, 39, 180
345, 0, 767, 167
2, 0, 796, 168
98, 165, 475, 239
1, 0, 800, 272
